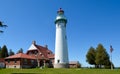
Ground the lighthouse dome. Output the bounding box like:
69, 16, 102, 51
55, 8, 67, 24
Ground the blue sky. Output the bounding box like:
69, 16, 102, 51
0, 0, 120, 67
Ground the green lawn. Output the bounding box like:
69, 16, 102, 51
0, 68, 120, 74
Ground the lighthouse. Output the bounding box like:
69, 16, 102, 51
54, 8, 69, 68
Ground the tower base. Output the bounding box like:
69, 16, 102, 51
54, 63, 69, 68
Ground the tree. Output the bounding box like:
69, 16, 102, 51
95, 44, 110, 68
9, 49, 14, 56
1, 45, 9, 58
104, 60, 114, 69
17, 48, 23, 54
0, 21, 7, 33
86, 43, 113, 69
0, 47, 2, 58
86, 47, 96, 67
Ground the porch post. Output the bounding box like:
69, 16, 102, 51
43, 60, 46, 68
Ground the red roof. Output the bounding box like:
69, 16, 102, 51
5, 53, 36, 59
48, 54, 54, 59
69, 61, 80, 64
35, 45, 54, 59
27, 43, 54, 59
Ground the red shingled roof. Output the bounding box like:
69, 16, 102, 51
48, 54, 54, 59
5, 53, 36, 59
26, 41, 54, 60
35, 45, 54, 59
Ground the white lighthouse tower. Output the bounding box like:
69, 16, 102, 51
54, 8, 69, 68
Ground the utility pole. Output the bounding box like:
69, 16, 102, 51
110, 45, 113, 70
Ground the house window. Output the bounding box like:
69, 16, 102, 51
24, 59, 27, 64
8, 60, 10, 63
31, 60, 34, 64
14, 59, 17, 63
29, 52, 32, 55
48, 52, 50, 55
34, 51, 38, 54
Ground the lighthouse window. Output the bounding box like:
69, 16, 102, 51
56, 24, 60, 28
57, 60, 60, 63
58, 24, 60, 27
65, 35, 67, 39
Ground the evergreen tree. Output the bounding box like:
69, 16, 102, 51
95, 44, 110, 68
17, 48, 23, 54
86, 47, 96, 67
9, 49, 14, 56
1, 45, 9, 58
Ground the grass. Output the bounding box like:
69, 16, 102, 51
0, 68, 120, 74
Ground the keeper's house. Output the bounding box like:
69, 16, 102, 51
5, 41, 54, 68
5, 53, 37, 68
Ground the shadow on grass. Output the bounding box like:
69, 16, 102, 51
11, 73, 40, 74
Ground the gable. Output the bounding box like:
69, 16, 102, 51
28, 44, 37, 50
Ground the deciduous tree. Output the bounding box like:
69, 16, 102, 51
95, 44, 110, 68
86, 43, 113, 69
86, 47, 96, 66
